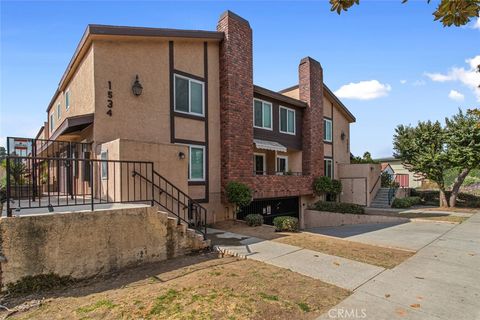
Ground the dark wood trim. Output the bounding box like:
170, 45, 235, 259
324, 116, 333, 120
173, 69, 205, 82
324, 156, 333, 159
324, 141, 333, 145
203, 41, 210, 203
169, 41, 175, 143
88, 24, 224, 40
188, 181, 206, 186
254, 85, 307, 108
173, 111, 206, 121
173, 138, 206, 146
50, 113, 94, 140
331, 102, 335, 179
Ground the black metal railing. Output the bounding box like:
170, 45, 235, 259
133, 170, 207, 238
4, 155, 155, 215
253, 171, 303, 176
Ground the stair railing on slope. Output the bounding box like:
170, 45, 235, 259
132, 170, 207, 239
388, 174, 399, 205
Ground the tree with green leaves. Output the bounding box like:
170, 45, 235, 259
330, 0, 479, 27
225, 181, 253, 220
394, 110, 480, 207
0, 147, 6, 160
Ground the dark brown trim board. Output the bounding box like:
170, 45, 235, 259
173, 69, 205, 82
169, 41, 175, 143
50, 113, 94, 141
254, 85, 307, 108
203, 41, 210, 203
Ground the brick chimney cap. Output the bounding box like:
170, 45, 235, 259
219, 10, 250, 26
300, 56, 322, 67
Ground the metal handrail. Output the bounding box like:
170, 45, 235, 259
133, 170, 207, 239
370, 174, 381, 194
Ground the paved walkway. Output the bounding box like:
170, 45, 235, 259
308, 220, 455, 251
209, 228, 384, 291
318, 213, 480, 320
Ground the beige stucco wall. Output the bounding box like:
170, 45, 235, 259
303, 209, 409, 228
389, 161, 422, 188
282, 88, 299, 100
338, 163, 381, 206
174, 117, 205, 141
92, 40, 170, 145
48, 46, 95, 137
0, 206, 208, 288
97, 139, 189, 195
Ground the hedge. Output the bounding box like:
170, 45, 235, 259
391, 196, 421, 208
273, 216, 299, 232
244, 214, 263, 227
410, 189, 480, 208
312, 201, 365, 214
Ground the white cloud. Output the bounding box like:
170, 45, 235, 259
334, 80, 391, 100
448, 90, 465, 101
400, 80, 407, 84
425, 55, 480, 101
472, 17, 480, 30
412, 80, 426, 86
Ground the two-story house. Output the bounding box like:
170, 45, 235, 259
17, 11, 375, 225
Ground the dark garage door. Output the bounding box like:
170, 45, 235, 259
237, 197, 299, 225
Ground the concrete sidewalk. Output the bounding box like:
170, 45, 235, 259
209, 228, 384, 291
318, 213, 480, 320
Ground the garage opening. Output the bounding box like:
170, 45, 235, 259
237, 196, 299, 225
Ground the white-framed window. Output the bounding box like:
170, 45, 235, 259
188, 145, 205, 181
254, 153, 266, 175
174, 74, 205, 116
279, 106, 295, 135
253, 99, 272, 130
324, 158, 333, 178
324, 118, 333, 142
50, 113, 55, 132
276, 155, 288, 174
65, 90, 70, 110
101, 150, 108, 179
57, 103, 61, 119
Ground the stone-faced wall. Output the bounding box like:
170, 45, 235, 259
0, 207, 208, 289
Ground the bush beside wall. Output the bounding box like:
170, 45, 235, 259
392, 196, 421, 208
244, 214, 263, 227
312, 201, 365, 214
273, 216, 299, 232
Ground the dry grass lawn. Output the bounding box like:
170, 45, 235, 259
396, 212, 468, 223
213, 221, 414, 269
2, 253, 350, 320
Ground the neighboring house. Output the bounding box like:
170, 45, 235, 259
9, 11, 378, 223
377, 157, 423, 188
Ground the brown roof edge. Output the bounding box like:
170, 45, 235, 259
35, 126, 45, 139
46, 24, 224, 113
254, 85, 307, 108
49, 113, 94, 141
278, 84, 356, 123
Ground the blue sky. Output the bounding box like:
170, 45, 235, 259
1, 1, 479, 157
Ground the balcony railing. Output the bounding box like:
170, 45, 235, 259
253, 171, 303, 176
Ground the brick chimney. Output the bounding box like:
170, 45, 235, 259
299, 57, 324, 176
217, 11, 254, 193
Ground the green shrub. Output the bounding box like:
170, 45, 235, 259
411, 189, 480, 208
225, 181, 252, 218
313, 201, 365, 214
391, 196, 422, 208
273, 216, 299, 232
244, 214, 263, 227
312, 176, 342, 201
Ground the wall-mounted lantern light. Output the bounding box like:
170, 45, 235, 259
132, 75, 143, 96
341, 131, 346, 141
178, 151, 186, 160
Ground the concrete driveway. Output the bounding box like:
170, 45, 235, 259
308, 221, 456, 251
318, 213, 480, 320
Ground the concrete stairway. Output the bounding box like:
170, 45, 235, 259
370, 187, 392, 208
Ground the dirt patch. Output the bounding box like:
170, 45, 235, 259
420, 207, 479, 214
1, 252, 349, 320
213, 221, 414, 269
397, 212, 469, 223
